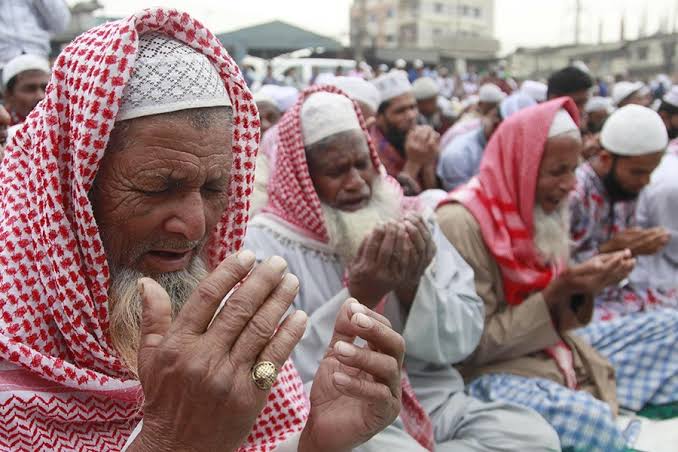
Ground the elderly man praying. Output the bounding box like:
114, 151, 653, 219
437, 98, 678, 452
245, 85, 560, 451
0, 9, 405, 451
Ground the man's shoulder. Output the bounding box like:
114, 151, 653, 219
441, 127, 482, 158
435, 203, 480, 237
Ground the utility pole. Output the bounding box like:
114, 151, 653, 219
574, 0, 582, 44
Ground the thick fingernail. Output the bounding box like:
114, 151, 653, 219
333, 372, 351, 386
349, 300, 366, 314
237, 249, 256, 267
335, 341, 356, 357
282, 273, 300, 291
290, 310, 308, 330
267, 255, 287, 273
353, 312, 373, 329
137, 279, 146, 297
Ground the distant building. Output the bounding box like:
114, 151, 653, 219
350, 0, 499, 70
508, 33, 678, 80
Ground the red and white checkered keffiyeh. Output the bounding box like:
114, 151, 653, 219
263, 85, 433, 451
439, 97, 580, 389
0, 8, 307, 451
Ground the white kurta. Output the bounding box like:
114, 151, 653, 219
245, 213, 560, 452
631, 153, 678, 302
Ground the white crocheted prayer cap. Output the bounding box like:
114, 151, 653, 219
372, 71, 412, 104
2, 54, 50, 90
328, 76, 381, 112
585, 96, 614, 113
611, 81, 645, 106
520, 80, 547, 102
301, 92, 360, 146
117, 32, 231, 122
548, 109, 579, 139
662, 86, 678, 108
412, 77, 439, 100
601, 105, 668, 156
478, 83, 505, 103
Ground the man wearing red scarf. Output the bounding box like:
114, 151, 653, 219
0, 10, 404, 451
437, 98, 678, 451
245, 85, 560, 451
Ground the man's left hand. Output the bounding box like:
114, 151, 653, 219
299, 300, 404, 452
393, 214, 436, 308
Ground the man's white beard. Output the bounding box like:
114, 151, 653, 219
322, 178, 402, 262
107, 257, 208, 377
533, 202, 571, 265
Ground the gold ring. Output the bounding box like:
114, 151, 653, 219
251, 361, 278, 390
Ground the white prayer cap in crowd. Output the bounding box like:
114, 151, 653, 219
372, 71, 413, 104
600, 105, 668, 156
500, 92, 536, 119
520, 80, 547, 102
662, 86, 678, 108
314, 72, 336, 85
2, 54, 50, 91
301, 92, 361, 146
548, 109, 580, 139
413, 59, 424, 69
394, 59, 407, 69
611, 81, 645, 106
117, 32, 231, 121
585, 96, 614, 114
253, 91, 277, 107
437, 96, 462, 118
257, 84, 299, 112
461, 95, 479, 110
478, 83, 506, 103
328, 76, 381, 113
572, 60, 591, 74
412, 77, 439, 100
378, 63, 389, 72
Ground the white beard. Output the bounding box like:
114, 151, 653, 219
533, 202, 571, 265
322, 178, 402, 262
107, 257, 208, 376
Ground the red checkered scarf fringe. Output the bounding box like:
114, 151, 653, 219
0, 8, 307, 451
439, 98, 581, 389
264, 85, 433, 449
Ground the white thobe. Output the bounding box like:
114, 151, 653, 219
245, 213, 560, 452
631, 153, 678, 300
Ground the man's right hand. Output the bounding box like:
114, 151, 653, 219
128, 251, 308, 452
543, 250, 635, 312
404, 125, 439, 166
599, 227, 670, 256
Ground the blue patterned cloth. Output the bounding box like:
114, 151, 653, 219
576, 309, 678, 411
468, 309, 678, 451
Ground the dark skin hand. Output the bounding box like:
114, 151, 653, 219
348, 214, 435, 309
542, 250, 635, 331
599, 227, 670, 257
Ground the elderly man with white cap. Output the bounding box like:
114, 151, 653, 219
0, 9, 407, 451
1, 53, 50, 127
438, 83, 504, 152
437, 98, 678, 452
246, 84, 561, 452
370, 71, 440, 195
569, 105, 671, 321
